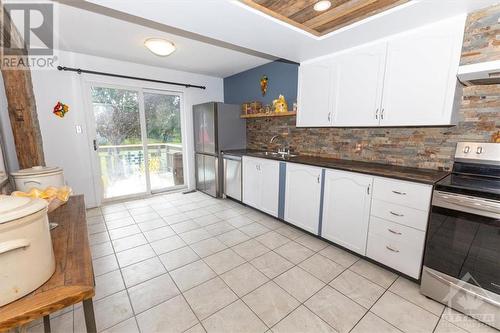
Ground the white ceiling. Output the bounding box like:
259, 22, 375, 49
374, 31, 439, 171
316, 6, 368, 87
84, 0, 499, 63
51, 2, 274, 78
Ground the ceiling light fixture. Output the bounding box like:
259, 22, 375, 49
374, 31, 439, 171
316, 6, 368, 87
313, 0, 332, 11
144, 38, 176, 56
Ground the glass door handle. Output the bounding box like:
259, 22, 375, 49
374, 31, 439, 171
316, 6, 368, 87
93, 139, 98, 151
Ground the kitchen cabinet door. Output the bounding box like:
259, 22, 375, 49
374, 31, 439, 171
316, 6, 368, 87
321, 169, 373, 255
259, 158, 280, 217
284, 163, 322, 234
331, 42, 386, 127
297, 59, 332, 127
242, 156, 261, 209
380, 15, 465, 126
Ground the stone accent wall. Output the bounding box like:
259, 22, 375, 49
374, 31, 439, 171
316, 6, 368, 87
246, 4, 500, 171
461, 3, 500, 65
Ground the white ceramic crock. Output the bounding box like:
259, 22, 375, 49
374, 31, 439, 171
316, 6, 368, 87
11, 166, 64, 192
0, 195, 56, 306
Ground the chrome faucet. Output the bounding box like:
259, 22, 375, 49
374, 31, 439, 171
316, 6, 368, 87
270, 134, 290, 155
269, 134, 282, 144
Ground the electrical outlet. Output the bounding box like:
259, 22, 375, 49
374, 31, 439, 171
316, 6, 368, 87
75, 125, 82, 134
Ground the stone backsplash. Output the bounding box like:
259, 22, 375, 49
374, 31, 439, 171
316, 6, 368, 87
246, 4, 500, 171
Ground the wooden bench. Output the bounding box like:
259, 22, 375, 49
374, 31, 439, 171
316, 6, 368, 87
0, 195, 96, 332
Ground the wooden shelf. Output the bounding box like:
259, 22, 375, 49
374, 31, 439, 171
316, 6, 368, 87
241, 111, 297, 119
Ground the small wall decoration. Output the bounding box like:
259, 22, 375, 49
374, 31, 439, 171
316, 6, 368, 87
260, 75, 268, 96
53, 101, 69, 118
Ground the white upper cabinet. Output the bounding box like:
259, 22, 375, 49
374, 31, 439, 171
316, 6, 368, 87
331, 42, 387, 127
284, 163, 322, 234
321, 169, 373, 255
296, 59, 332, 127
380, 16, 465, 126
297, 15, 466, 128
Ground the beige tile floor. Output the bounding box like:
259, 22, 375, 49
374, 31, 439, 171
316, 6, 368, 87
26, 191, 499, 333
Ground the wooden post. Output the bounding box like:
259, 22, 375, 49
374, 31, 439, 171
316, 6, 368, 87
0, 2, 45, 168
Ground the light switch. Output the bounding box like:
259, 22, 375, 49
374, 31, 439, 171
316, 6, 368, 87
75, 125, 82, 134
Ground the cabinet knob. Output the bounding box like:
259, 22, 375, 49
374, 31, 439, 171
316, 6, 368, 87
327, 112, 331, 122
476, 146, 483, 154
375, 109, 379, 120
463, 146, 470, 153
381, 108, 385, 120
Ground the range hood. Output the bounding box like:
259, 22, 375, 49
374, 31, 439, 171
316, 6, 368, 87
457, 60, 500, 86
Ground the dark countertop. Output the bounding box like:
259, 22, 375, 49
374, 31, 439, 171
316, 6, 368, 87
223, 149, 449, 185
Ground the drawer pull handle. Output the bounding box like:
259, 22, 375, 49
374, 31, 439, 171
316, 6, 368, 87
386, 245, 400, 253
392, 190, 407, 195
388, 228, 402, 235
389, 211, 404, 217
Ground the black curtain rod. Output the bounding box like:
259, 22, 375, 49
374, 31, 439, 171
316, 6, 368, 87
57, 66, 206, 90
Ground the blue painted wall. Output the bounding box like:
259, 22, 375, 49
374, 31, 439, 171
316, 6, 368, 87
224, 60, 299, 106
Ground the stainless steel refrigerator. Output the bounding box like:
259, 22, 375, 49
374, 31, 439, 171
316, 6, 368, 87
193, 102, 246, 197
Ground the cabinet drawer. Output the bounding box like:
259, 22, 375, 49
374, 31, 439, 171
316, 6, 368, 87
366, 229, 425, 279
369, 216, 426, 243
373, 178, 432, 211
371, 199, 429, 231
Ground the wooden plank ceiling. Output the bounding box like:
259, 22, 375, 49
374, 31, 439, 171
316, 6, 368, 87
243, 0, 408, 36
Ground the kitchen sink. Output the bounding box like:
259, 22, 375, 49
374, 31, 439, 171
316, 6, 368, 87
252, 151, 298, 159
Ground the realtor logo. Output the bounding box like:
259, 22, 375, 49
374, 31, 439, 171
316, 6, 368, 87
1, 1, 58, 69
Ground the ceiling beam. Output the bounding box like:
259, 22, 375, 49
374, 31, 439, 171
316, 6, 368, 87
1, 2, 45, 169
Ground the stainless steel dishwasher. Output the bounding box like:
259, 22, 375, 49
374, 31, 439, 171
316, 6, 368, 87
223, 154, 242, 202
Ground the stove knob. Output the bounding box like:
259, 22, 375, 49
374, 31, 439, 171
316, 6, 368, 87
463, 146, 470, 153
476, 146, 483, 154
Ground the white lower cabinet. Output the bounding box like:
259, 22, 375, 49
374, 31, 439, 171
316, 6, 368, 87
242, 157, 432, 278
242, 156, 280, 217
367, 217, 426, 279
321, 169, 373, 256
259, 159, 280, 217
284, 163, 322, 234
367, 177, 432, 278
242, 156, 261, 208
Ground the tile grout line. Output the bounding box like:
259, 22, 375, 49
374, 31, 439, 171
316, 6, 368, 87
104, 206, 141, 333
154, 237, 208, 333
167, 208, 302, 331
89, 193, 441, 333
346, 275, 401, 333
265, 247, 357, 332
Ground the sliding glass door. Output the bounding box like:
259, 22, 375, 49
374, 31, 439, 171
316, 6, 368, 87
90, 85, 185, 201
144, 91, 184, 192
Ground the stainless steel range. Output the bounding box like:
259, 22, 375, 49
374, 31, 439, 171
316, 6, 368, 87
421, 142, 500, 330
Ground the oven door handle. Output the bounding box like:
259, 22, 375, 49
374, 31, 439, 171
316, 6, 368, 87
424, 268, 500, 308
433, 191, 500, 218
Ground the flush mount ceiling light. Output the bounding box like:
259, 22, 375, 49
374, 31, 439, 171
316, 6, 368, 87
313, 0, 332, 11
144, 38, 176, 56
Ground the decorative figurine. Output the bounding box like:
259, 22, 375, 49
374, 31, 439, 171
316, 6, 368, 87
53, 101, 69, 118
492, 131, 500, 143
260, 75, 268, 96
273, 94, 288, 113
